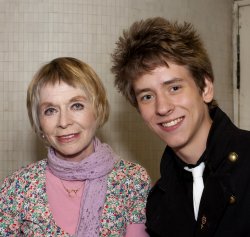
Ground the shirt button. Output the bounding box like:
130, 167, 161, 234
229, 195, 236, 204
200, 215, 207, 229
228, 152, 238, 162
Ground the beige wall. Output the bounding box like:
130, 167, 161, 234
0, 0, 233, 182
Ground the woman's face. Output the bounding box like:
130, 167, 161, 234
38, 81, 98, 162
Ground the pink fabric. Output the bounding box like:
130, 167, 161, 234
47, 137, 117, 237
46, 168, 84, 235
125, 223, 149, 237
47, 169, 149, 237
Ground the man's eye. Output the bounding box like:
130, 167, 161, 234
72, 103, 84, 110
44, 108, 56, 116
141, 94, 153, 101
171, 85, 181, 92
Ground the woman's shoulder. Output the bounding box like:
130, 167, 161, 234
1, 159, 47, 189
111, 159, 151, 184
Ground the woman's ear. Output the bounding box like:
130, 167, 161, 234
202, 77, 214, 103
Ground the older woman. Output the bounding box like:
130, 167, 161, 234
0, 57, 151, 236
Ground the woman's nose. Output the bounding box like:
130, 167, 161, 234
57, 110, 72, 128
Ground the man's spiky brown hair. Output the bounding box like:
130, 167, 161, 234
111, 17, 217, 109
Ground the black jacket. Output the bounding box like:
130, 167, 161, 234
146, 107, 250, 237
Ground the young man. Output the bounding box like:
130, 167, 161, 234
111, 17, 250, 236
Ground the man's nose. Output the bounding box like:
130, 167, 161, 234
155, 95, 174, 116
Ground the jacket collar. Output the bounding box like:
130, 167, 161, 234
156, 107, 238, 235
158, 107, 236, 191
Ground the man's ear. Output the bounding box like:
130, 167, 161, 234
202, 77, 214, 103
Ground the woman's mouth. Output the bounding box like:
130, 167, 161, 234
56, 133, 80, 143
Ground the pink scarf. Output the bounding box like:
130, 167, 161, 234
47, 137, 117, 237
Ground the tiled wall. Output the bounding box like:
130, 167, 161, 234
0, 0, 233, 182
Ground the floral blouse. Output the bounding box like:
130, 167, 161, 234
0, 159, 151, 236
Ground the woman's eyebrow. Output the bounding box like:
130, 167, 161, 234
69, 95, 87, 102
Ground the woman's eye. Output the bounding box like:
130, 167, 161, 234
44, 108, 56, 116
72, 103, 84, 110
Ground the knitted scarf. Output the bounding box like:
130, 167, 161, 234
47, 137, 117, 237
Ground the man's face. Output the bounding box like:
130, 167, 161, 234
132, 63, 214, 163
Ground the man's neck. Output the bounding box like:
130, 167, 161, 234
175, 145, 206, 165
174, 122, 212, 165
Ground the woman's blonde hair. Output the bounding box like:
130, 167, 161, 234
27, 57, 109, 138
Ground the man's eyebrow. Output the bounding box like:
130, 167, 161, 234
134, 78, 184, 96
162, 77, 184, 85
134, 88, 152, 96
